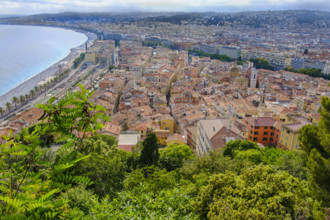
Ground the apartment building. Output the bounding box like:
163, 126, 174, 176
196, 119, 244, 155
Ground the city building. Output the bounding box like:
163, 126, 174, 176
196, 119, 244, 155
279, 115, 311, 150
218, 46, 241, 59
244, 117, 279, 146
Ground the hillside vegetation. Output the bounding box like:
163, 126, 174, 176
0, 85, 329, 219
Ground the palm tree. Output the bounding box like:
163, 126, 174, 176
30, 90, 35, 98
19, 95, 25, 106
12, 96, 19, 109
34, 86, 39, 95
6, 102, 12, 113
25, 94, 30, 101
0, 107, 4, 118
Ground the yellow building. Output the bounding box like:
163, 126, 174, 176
278, 115, 311, 150
154, 130, 171, 146
166, 134, 186, 146
159, 116, 176, 134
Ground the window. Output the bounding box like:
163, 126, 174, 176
253, 137, 257, 141
255, 126, 259, 129
264, 132, 268, 135
249, 136, 252, 139
254, 131, 258, 135
263, 137, 267, 141
265, 126, 268, 129
270, 138, 273, 141
271, 132, 274, 136
287, 130, 290, 134
250, 130, 252, 134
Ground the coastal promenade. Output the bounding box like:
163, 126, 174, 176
0, 29, 97, 108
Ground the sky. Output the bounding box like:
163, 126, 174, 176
0, 0, 329, 15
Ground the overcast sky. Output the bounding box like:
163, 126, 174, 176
1, 0, 329, 15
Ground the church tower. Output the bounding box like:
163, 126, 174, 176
250, 68, 257, 88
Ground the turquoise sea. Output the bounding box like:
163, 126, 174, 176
0, 25, 87, 95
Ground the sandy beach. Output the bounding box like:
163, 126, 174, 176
0, 30, 96, 108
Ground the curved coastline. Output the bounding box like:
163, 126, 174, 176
0, 27, 96, 108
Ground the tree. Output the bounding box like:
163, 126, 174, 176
0, 84, 108, 218
159, 144, 194, 171
19, 95, 25, 106
34, 86, 39, 94
284, 66, 295, 72
0, 107, 4, 118
122, 122, 129, 131
37, 83, 109, 145
12, 96, 19, 109
193, 165, 325, 219
139, 132, 159, 167
5, 102, 11, 113
222, 139, 260, 158
29, 89, 35, 98
299, 96, 330, 206
0, 121, 92, 219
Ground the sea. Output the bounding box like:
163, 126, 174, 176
0, 25, 88, 96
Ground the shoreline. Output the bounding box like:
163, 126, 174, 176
0, 29, 97, 108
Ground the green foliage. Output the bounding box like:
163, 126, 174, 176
59, 185, 96, 215
139, 132, 159, 167
87, 185, 198, 219
0, 129, 90, 219
124, 166, 176, 193
142, 40, 162, 48
249, 58, 275, 70
193, 165, 324, 219
188, 49, 232, 62
299, 124, 325, 156
262, 147, 309, 180
299, 96, 330, 206
159, 144, 193, 171
236, 60, 244, 65
1, 85, 328, 218
235, 149, 263, 164
72, 144, 129, 197
284, 66, 295, 72
108, 65, 117, 71
73, 53, 85, 69
36, 83, 109, 146
222, 139, 260, 158
180, 151, 248, 181
296, 68, 328, 78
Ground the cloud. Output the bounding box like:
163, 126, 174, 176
0, 0, 329, 14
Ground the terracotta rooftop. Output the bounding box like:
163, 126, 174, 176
245, 117, 277, 127
166, 133, 186, 144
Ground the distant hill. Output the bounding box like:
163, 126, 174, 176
0, 10, 329, 29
